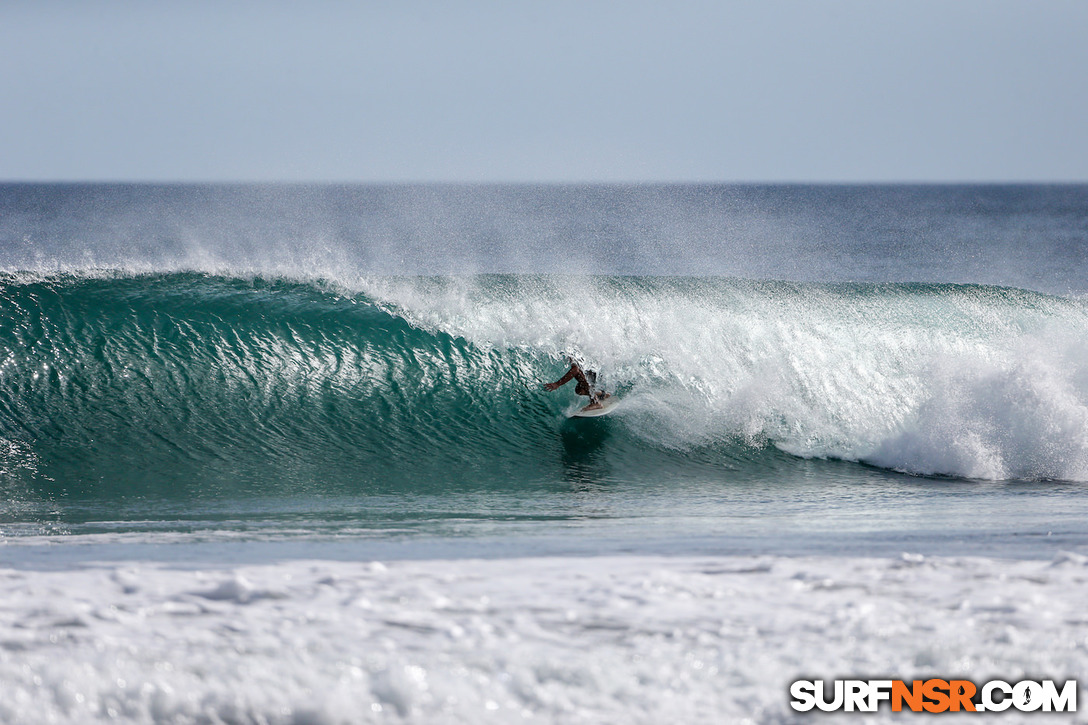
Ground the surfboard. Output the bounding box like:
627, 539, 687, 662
570, 396, 619, 418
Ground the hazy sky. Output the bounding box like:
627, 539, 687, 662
2, 0, 1086, 182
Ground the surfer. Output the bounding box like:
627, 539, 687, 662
544, 357, 609, 410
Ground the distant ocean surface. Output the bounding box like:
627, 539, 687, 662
1, 184, 1087, 723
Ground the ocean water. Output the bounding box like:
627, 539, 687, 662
1, 183, 1087, 723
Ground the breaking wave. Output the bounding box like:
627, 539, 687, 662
2, 271, 1087, 498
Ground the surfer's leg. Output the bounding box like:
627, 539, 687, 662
575, 381, 603, 409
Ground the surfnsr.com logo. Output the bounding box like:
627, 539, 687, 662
790, 679, 1077, 713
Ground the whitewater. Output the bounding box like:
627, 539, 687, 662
1, 183, 1087, 723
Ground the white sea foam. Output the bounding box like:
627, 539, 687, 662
362, 277, 1088, 481
0, 553, 1084, 724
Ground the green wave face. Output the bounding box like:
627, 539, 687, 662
2, 272, 1088, 509
0, 273, 578, 500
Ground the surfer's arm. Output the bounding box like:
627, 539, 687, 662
544, 366, 577, 390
